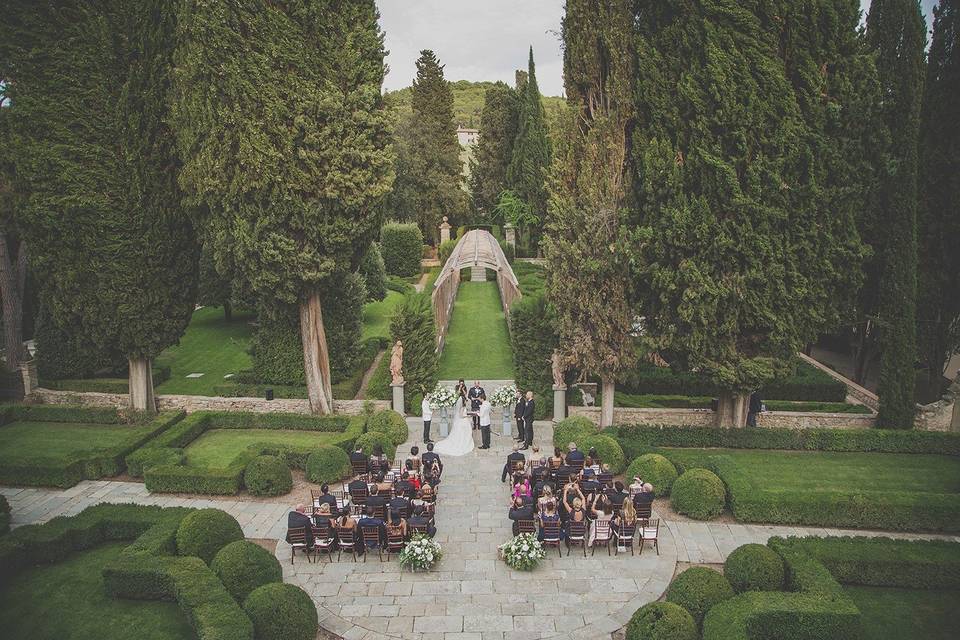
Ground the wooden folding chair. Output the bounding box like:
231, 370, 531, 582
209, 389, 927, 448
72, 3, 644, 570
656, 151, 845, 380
635, 502, 653, 520
287, 527, 313, 564
409, 522, 430, 538
597, 472, 614, 488
371, 504, 387, 521
351, 459, 369, 480
614, 522, 637, 556
640, 518, 660, 555
350, 486, 369, 514
541, 520, 562, 557
310, 490, 322, 510
311, 523, 336, 563
386, 530, 405, 561
361, 525, 383, 561
566, 520, 587, 557
590, 519, 612, 556
337, 527, 358, 562
517, 519, 537, 536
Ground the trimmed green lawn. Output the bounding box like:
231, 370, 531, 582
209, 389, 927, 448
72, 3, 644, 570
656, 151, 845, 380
361, 290, 405, 341
0, 542, 194, 640
613, 392, 871, 413
184, 428, 340, 468
155, 306, 254, 395
846, 586, 960, 640
0, 421, 157, 460
664, 448, 960, 494
437, 281, 514, 379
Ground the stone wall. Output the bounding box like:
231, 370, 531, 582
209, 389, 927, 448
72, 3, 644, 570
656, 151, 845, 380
796, 352, 879, 411
567, 405, 876, 429
28, 387, 388, 415
915, 373, 960, 432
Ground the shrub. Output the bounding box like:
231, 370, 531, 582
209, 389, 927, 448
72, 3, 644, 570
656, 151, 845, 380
367, 409, 408, 446
353, 431, 396, 461
553, 416, 596, 449
126, 447, 185, 477
211, 540, 283, 604
438, 238, 458, 266
581, 434, 626, 474
671, 469, 726, 520
381, 222, 423, 277
724, 543, 785, 593
243, 582, 318, 640
509, 295, 557, 400
359, 242, 387, 302
305, 446, 351, 484
626, 454, 678, 497
665, 567, 735, 628
244, 455, 292, 497
385, 275, 415, 294
389, 293, 438, 403
626, 602, 698, 640
176, 509, 244, 564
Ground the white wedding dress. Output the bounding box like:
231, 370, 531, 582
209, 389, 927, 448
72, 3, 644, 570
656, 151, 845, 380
432, 399, 475, 456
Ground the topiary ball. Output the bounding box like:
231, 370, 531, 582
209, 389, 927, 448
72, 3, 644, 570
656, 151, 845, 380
625, 601, 698, 640
553, 416, 596, 450
581, 434, 626, 474
305, 445, 351, 484
244, 455, 293, 497
724, 543, 785, 593
367, 409, 409, 446
244, 582, 318, 640
665, 566, 735, 628
671, 468, 726, 520
176, 508, 244, 564
211, 540, 283, 604
353, 431, 396, 461
626, 453, 679, 497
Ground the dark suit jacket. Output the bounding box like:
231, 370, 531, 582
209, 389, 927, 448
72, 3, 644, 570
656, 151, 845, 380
508, 504, 535, 535
349, 451, 367, 466
409, 515, 436, 537
287, 511, 314, 546
522, 399, 535, 424
389, 496, 410, 514
316, 493, 338, 512
514, 397, 526, 418
366, 494, 389, 511
421, 452, 443, 474
347, 479, 368, 495
357, 517, 386, 546
468, 385, 485, 410
394, 479, 414, 498
607, 490, 628, 507
633, 492, 655, 507
506, 451, 526, 466
566, 449, 586, 464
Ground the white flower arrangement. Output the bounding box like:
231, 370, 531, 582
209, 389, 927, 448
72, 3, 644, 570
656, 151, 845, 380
428, 383, 458, 409
490, 384, 518, 408
499, 532, 545, 571
398, 534, 442, 571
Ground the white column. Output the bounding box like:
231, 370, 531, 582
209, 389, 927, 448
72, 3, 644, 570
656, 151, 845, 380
553, 385, 567, 423
391, 382, 405, 416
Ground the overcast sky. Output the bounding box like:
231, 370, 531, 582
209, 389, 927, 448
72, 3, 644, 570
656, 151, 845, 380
379, 1, 939, 97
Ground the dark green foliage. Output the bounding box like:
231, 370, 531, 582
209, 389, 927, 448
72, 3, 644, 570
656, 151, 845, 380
305, 446, 352, 484
671, 469, 725, 520
626, 453, 678, 497
380, 223, 424, 277
390, 293, 438, 405
175, 509, 244, 565
243, 583, 317, 640
866, 0, 926, 427
126, 447, 186, 476
367, 410, 408, 446
33, 305, 125, 381
197, 242, 243, 319
625, 602, 697, 640
508, 47, 551, 243
210, 540, 283, 604
724, 544, 785, 593
41, 365, 171, 394
614, 392, 870, 414
243, 455, 292, 497
581, 434, 625, 473
359, 242, 388, 302
469, 81, 519, 216
353, 431, 396, 461
665, 567, 735, 629
386, 276, 416, 295
0, 494, 9, 535
509, 295, 558, 398
552, 416, 597, 449
438, 239, 458, 266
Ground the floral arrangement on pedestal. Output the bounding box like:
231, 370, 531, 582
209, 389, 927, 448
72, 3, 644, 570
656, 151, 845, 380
428, 384, 458, 409
398, 534, 442, 571
499, 532, 545, 571
490, 384, 518, 407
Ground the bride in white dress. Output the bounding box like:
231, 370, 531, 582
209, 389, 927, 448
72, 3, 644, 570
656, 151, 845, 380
432, 391, 475, 457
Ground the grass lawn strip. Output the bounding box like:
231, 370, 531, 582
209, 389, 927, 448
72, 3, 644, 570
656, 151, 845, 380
0, 542, 193, 640
0, 421, 162, 460
184, 428, 342, 468
361, 290, 405, 341
844, 585, 960, 640
437, 281, 514, 380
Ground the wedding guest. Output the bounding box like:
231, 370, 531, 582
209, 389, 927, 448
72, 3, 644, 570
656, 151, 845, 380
588, 494, 614, 546
607, 481, 628, 508
549, 447, 565, 470
406, 446, 422, 474
629, 475, 645, 497
537, 485, 557, 512
521, 390, 535, 449
389, 491, 411, 518
312, 502, 335, 528
415, 482, 435, 505
501, 444, 525, 483
566, 442, 585, 465
386, 509, 407, 539
456, 379, 468, 412
357, 506, 386, 549
633, 482, 655, 509
511, 478, 532, 503
526, 447, 543, 473
531, 461, 550, 485
349, 444, 368, 474
371, 471, 392, 495
347, 475, 368, 496
586, 447, 601, 473
421, 392, 433, 443
366, 484, 389, 512
532, 476, 555, 503
563, 481, 586, 520
514, 388, 526, 443
508, 495, 535, 535
334, 511, 362, 554
426, 465, 442, 487
394, 471, 414, 499
369, 444, 389, 474
537, 500, 562, 541
612, 500, 639, 549
408, 504, 436, 537
421, 442, 443, 477
315, 483, 339, 514
406, 462, 423, 492
287, 504, 314, 548
565, 495, 588, 531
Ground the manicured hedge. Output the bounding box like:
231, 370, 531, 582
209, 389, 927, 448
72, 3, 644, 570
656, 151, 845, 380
305, 446, 352, 484
626, 453, 678, 497
553, 416, 597, 449
626, 601, 698, 640
581, 433, 626, 474
244, 455, 293, 497
353, 431, 396, 461
359, 241, 388, 302
211, 540, 283, 604
671, 469, 726, 520
613, 392, 871, 414
40, 365, 171, 394
665, 567, 734, 628
176, 508, 244, 564
381, 222, 423, 277
367, 409, 408, 446
724, 544, 785, 593
243, 582, 318, 640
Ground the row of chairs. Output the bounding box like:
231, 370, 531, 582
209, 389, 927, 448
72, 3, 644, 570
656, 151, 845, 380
287, 520, 434, 564
514, 518, 660, 557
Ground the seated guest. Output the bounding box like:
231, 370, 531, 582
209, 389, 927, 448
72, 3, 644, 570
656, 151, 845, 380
389, 492, 411, 518
629, 475, 645, 496
408, 504, 436, 538
612, 500, 639, 548
426, 465, 442, 487
537, 485, 557, 512
511, 478, 532, 503
565, 496, 588, 530
315, 483, 339, 514
508, 495, 535, 535
563, 483, 587, 522
531, 460, 550, 483
406, 446, 422, 474
366, 484, 389, 512
394, 471, 414, 498
526, 447, 544, 473
333, 511, 363, 554
357, 506, 386, 548
537, 500, 562, 541
369, 444, 389, 474
312, 502, 335, 528
371, 471, 392, 495
633, 482, 655, 509
549, 447, 565, 469
588, 494, 614, 546
386, 509, 407, 539
405, 461, 423, 491
501, 444, 526, 483
347, 476, 368, 499
580, 473, 601, 497
532, 477, 555, 503
606, 481, 628, 508
286, 503, 315, 548
421, 442, 443, 477
586, 447, 602, 474
349, 445, 368, 471
413, 482, 435, 511
565, 442, 586, 465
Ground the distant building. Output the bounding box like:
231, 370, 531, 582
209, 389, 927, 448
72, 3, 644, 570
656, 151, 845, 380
457, 126, 479, 146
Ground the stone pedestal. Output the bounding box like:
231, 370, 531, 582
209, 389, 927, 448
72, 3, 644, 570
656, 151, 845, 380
504, 223, 516, 250
553, 384, 567, 423
391, 382, 405, 415
439, 216, 452, 245
20, 360, 38, 397
502, 407, 512, 436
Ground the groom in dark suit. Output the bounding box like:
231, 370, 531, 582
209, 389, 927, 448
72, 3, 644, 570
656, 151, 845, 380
513, 389, 526, 443
521, 390, 535, 449
468, 380, 485, 430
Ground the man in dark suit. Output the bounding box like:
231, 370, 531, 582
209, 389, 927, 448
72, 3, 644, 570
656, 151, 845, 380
566, 442, 586, 465
286, 504, 314, 547
513, 389, 526, 443
747, 392, 763, 427
501, 444, 526, 483
421, 442, 443, 478
357, 506, 386, 549
508, 496, 535, 535
349, 445, 368, 474
521, 390, 535, 449
606, 481, 628, 508
468, 380, 485, 429
394, 471, 414, 499
347, 477, 368, 495
408, 504, 437, 537
315, 483, 339, 515
389, 493, 410, 518
365, 484, 389, 513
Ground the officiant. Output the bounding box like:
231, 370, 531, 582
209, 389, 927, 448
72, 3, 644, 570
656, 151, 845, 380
468, 380, 485, 430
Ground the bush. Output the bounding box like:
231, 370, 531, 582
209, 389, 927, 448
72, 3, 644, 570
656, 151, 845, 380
353, 431, 396, 461
244, 455, 292, 497
243, 582, 318, 640
34, 303, 125, 380
385, 275, 415, 294
626, 602, 698, 640
665, 567, 735, 628
367, 409, 408, 446
553, 416, 597, 449
626, 454, 678, 497
509, 295, 557, 400
381, 222, 423, 277
359, 242, 387, 302
211, 540, 283, 604
126, 447, 185, 477
671, 469, 726, 520
176, 509, 244, 564
389, 293, 438, 404
438, 238, 458, 266
581, 434, 626, 473
305, 446, 352, 484
725, 543, 785, 593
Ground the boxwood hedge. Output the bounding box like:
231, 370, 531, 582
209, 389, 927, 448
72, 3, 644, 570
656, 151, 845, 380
243, 582, 318, 640
625, 453, 678, 497
626, 601, 698, 640
671, 468, 726, 520
724, 544, 785, 593
581, 433, 626, 474
244, 455, 293, 497
553, 416, 597, 449
211, 540, 283, 604
665, 567, 734, 628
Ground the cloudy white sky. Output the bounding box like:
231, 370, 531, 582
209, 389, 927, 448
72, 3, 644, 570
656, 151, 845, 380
378, 0, 939, 97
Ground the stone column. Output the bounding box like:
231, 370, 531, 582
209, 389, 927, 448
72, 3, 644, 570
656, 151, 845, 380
504, 223, 516, 250
391, 381, 405, 415
553, 384, 567, 423
20, 360, 38, 397
439, 216, 452, 245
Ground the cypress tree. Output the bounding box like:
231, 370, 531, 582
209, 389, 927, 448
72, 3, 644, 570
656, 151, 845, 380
172, 0, 393, 414
4, 1, 199, 410
469, 82, 519, 217
866, 0, 926, 427
917, 0, 960, 387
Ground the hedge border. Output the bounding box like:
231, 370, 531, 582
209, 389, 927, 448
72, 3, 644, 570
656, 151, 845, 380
39, 365, 172, 394
0, 405, 186, 488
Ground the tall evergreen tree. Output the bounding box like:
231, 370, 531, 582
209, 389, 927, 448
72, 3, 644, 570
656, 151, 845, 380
918, 0, 960, 387
508, 47, 551, 247
866, 0, 926, 427
4, 0, 199, 410
468, 82, 519, 217
172, 0, 393, 414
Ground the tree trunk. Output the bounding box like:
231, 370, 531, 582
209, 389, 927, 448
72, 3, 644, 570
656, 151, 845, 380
223, 300, 232, 322
128, 356, 156, 413
715, 390, 749, 427
0, 234, 28, 372
300, 291, 333, 415
600, 377, 615, 428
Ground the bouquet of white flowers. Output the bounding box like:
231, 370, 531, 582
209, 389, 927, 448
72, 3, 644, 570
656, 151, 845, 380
490, 384, 518, 408
499, 532, 546, 571
428, 383, 458, 409
398, 534, 442, 571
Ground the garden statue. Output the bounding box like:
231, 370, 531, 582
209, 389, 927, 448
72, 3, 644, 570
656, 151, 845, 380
390, 340, 404, 384
551, 350, 565, 388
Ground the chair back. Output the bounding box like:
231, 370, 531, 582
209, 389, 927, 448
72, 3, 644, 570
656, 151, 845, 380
409, 522, 429, 537
571, 459, 585, 470
338, 527, 356, 546
312, 523, 332, 543
542, 520, 561, 542
593, 518, 612, 541
361, 525, 380, 546
287, 526, 308, 546
310, 490, 322, 509
567, 520, 586, 541
597, 473, 614, 487
371, 504, 386, 520
351, 459, 368, 477
517, 519, 536, 535
618, 521, 637, 540
635, 502, 653, 520
387, 530, 405, 550
550, 457, 562, 470
643, 518, 659, 538
350, 486, 369, 505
